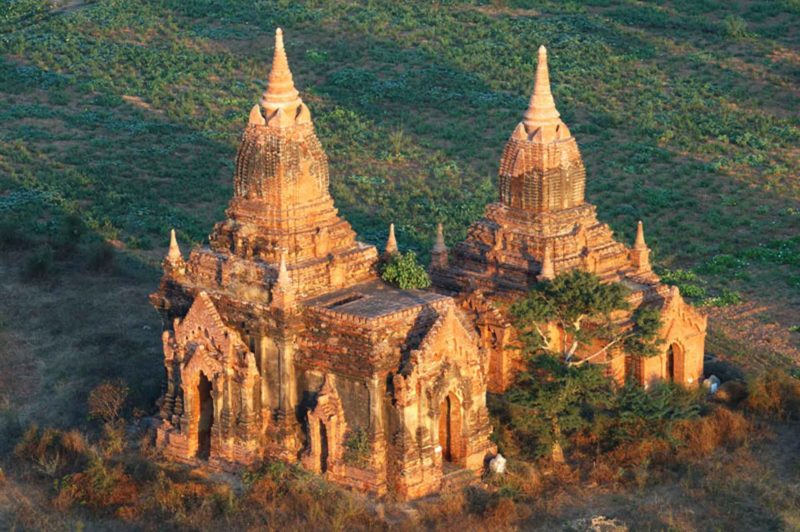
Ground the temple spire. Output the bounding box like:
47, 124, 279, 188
523, 46, 561, 128
631, 220, 651, 273
260, 28, 302, 112
167, 229, 182, 262
385, 223, 398, 255
537, 244, 555, 282
432, 223, 447, 253
272, 250, 296, 311
430, 223, 448, 269
634, 220, 647, 249
277, 250, 291, 286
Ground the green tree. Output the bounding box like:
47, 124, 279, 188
504, 355, 614, 460
380, 251, 431, 289
510, 270, 663, 363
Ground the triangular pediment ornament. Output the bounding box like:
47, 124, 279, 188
174, 291, 247, 359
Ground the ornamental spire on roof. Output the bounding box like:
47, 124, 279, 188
634, 220, 647, 250
537, 244, 555, 282
276, 250, 291, 286
260, 28, 302, 112
385, 223, 398, 255
522, 46, 561, 129
167, 228, 182, 262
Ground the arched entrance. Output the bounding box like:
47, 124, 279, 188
666, 343, 683, 383
438, 393, 462, 463
196, 372, 214, 460
319, 420, 329, 473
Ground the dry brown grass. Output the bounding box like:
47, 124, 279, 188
745, 370, 800, 420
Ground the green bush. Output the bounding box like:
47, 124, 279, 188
343, 427, 370, 467
24, 245, 55, 280
723, 15, 749, 38
87, 240, 115, 272
380, 251, 431, 289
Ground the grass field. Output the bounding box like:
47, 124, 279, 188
1, 0, 799, 529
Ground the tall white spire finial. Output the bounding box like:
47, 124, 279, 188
523, 46, 561, 128
260, 28, 302, 111
538, 243, 555, 282
634, 220, 647, 250
433, 223, 447, 253
385, 223, 398, 255
277, 250, 291, 286
167, 229, 182, 262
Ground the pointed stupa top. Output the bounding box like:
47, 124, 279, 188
260, 28, 302, 111
385, 223, 398, 255
167, 229, 182, 262
276, 250, 292, 287
523, 46, 561, 128
538, 244, 555, 281
432, 223, 447, 253
634, 220, 647, 250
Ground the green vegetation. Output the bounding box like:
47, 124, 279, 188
342, 427, 371, 467
510, 270, 662, 360
1, 0, 799, 529
1, 0, 797, 315
380, 251, 431, 289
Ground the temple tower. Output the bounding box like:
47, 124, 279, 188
499, 46, 585, 213
209, 30, 372, 267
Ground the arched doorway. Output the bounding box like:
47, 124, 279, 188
438, 393, 462, 464
319, 420, 329, 473
666, 343, 683, 383
667, 346, 675, 381
196, 373, 214, 460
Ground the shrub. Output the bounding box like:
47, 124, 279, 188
723, 15, 749, 38
87, 240, 116, 272
380, 251, 431, 289
88, 380, 129, 424
343, 427, 370, 467
24, 245, 54, 280
671, 406, 750, 460
54, 455, 139, 515
56, 213, 84, 254
745, 370, 800, 420
14, 426, 89, 477
0, 219, 28, 250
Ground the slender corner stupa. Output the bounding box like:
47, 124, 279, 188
430, 223, 448, 269
537, 244, 555, 282
384, 223, 398, 256
631, 220, 651, 273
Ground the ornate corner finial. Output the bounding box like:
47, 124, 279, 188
537, 243, 555, 282
260, 27, 301, 111
385, 223, 398, 255
248, 104, 266, 126
277, 250, 291, 286
634, 220, 647, 250
433, 223, 447, 253
167, 228, 182, 262
523, 45, 561, 128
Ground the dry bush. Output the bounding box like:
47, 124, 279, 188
54, 455, 139, 516
416, 489, 473, 529
490, 459, 544, 498
745, 371, 800, 420
145, 471, 212, 522
672, 406, 751, 460
88, 380, 129, 423
14, 426, 89, 477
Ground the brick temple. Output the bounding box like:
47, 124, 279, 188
151, 30, 706, 499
